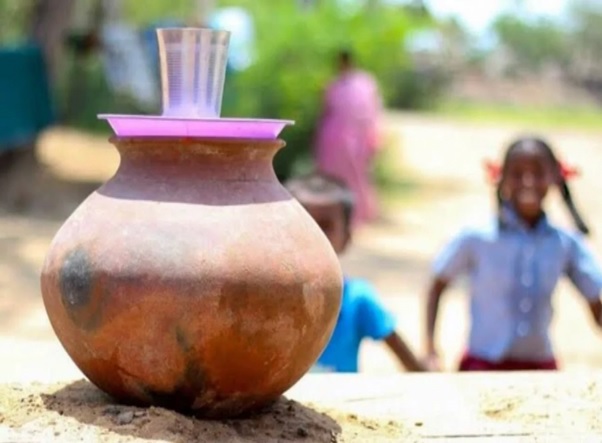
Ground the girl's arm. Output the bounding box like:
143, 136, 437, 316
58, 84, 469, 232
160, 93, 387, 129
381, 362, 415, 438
425, 277, 450, 371
564, 233, 602, 329
588, 299, 602, 328
423, 228, 473, 370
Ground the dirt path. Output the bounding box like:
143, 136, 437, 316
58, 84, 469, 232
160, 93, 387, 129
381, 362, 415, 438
2, 113, 602, 383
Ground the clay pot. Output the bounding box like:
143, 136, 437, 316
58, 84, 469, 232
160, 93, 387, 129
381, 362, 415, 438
40, 137, 342, 418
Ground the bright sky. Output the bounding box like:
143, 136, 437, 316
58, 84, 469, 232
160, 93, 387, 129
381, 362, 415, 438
423, 0, 570, 34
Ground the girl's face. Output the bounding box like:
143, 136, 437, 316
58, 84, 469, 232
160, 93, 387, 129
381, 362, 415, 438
501, 145, 556, 225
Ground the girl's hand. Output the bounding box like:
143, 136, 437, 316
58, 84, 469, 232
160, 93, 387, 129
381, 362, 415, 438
423, 352, 441, 372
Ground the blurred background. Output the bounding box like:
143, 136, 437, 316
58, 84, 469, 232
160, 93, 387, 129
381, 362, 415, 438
2, 0, 602, 380
3, 0, 602, 179
4, 0, 602, 180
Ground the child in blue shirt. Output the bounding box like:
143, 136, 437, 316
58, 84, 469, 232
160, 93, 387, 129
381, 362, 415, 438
424, 136, 602, 371
286, 172, 425, 372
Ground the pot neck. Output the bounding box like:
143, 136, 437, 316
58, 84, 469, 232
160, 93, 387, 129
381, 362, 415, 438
110, 137, 285, 181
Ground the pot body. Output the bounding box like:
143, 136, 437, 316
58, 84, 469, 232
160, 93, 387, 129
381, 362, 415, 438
40, 137, 342, 418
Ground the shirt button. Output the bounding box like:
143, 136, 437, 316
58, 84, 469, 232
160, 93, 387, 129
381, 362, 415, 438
517, 322, 529, 337
521, 274, 533, 287
519, 298, 532, 313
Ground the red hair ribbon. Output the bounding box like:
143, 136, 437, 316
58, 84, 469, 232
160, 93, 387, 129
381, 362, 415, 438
484, 160, 502, 184
483, 159, 580, 183
559, 162, 580, 180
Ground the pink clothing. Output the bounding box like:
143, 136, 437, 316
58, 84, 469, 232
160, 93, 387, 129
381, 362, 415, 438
314, 69, 382, 228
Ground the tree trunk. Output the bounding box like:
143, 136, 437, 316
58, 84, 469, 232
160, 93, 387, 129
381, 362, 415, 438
29, 0, 76, 83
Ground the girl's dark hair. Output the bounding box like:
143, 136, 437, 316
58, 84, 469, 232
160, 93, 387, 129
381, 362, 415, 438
337, 49, 353, 66
284, 172, 355, 230
497, 136, 590, 235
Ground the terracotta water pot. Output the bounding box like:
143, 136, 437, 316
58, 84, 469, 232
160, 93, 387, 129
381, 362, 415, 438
40, 137, 342, 418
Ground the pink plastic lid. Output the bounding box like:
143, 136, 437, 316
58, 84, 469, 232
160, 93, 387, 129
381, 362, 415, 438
97, 114, 295, 139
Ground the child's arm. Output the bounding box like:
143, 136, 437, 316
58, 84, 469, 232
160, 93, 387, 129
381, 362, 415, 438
383, 331, 426, 372
423, 229, 474, 370
424, 277, 450, 371
566, 233, 602, 330
588, 299, 602, 328
353, 280, 425, 372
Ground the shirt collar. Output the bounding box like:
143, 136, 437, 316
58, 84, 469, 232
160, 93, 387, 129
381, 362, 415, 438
499, 203, 552, 234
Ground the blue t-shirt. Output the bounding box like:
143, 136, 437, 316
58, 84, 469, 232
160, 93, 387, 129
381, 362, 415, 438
312, 277, 397, 373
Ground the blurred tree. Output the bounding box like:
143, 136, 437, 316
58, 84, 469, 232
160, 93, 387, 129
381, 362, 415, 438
492, 14, 569, 74
569, 1, 602, 79
403, 0, 430, 18
0, 0, 72, 210
12, 0, 443, 180
439, 17, 470, 66
0, 0, 36, 43
29, 0, 76, 82
196, 0, 217, 25
62, 0, 105, 121
567, 0, 602, 100
491, 1, 602, 100
121, 0, 194, 26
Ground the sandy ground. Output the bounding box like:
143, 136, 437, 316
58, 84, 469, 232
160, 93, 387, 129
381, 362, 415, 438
1, 112, 602, 440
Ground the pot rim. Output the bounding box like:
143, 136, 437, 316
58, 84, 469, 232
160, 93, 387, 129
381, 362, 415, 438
109, 136, 286, 149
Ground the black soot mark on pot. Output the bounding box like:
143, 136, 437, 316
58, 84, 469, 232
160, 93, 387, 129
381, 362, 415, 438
138, 325, 211, 413
60, 248, 94, 311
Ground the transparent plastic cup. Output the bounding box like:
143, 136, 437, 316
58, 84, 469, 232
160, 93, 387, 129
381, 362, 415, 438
156, 28, 230, 118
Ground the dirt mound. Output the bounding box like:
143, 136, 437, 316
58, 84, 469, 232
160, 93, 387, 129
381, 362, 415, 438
0, 380, 408, 442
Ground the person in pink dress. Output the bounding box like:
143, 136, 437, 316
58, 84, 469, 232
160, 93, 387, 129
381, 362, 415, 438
314, 49, 383, 228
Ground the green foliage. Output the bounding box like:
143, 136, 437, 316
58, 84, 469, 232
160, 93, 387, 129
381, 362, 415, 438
491, 2, 602, 93
121, 0, 195, 26
493, 14, 569, 72
220, 1, 425, 178
0, 0, 36, 44
569, 1, 602, 74
388, 66, 450, 110
436, 100, 602, 132
0, 0, 440, 181
56, 52, 146, 134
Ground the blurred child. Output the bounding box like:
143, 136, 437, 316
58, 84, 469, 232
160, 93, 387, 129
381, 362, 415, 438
286, 172, 425, 372
424, 136, 602, 371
